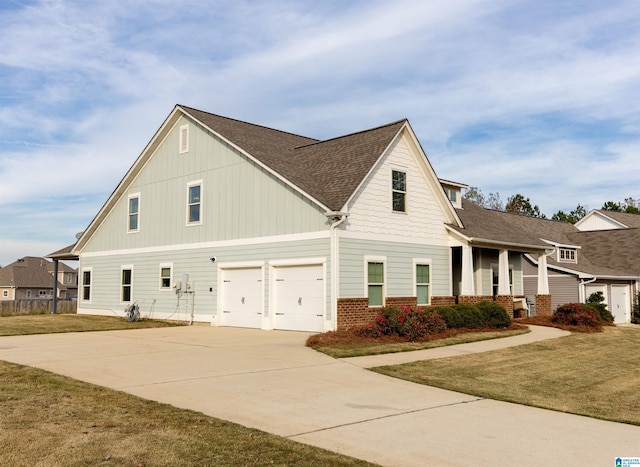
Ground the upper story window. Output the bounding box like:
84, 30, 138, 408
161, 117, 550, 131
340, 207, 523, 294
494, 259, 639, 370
179, 124, 189, 154
128, 193, 140, 233
187, 181, 202, 225
392, 170, 406, 212
558, 248, 577, 263
445, 188, 457, 203
66, 273, 73, 284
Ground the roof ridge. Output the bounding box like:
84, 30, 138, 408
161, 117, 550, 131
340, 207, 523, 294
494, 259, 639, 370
178, 104, 319, 143
294, 118, 407, 149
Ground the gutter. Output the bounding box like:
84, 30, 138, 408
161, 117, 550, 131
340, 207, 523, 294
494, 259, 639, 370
579, 277, 597, 303
326, 211, 349, 331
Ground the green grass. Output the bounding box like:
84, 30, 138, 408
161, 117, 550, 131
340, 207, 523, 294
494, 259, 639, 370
373, 326, 640, 425
0, 360, 375, 466
310, 328, 530, 358
0, 314, 184, 336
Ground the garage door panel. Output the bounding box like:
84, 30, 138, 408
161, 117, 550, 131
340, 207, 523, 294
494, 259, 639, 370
221, 268, 263, 328
274, 265, 324, 332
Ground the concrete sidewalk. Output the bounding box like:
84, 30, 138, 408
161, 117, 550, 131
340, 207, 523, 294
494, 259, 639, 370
0, 325, 637, 466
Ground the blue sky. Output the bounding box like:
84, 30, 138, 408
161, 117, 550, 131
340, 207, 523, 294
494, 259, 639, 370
1, 0, 639, 266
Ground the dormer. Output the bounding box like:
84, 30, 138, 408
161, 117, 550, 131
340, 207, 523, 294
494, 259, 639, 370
440, 179, 468, 209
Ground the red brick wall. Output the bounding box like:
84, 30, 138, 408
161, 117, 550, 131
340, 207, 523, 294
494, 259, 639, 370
336, 297, 417, 330
495, 295, 514, 317
430, 296, 456, 306
536, 294, 552, 316
458, 295, 494, 305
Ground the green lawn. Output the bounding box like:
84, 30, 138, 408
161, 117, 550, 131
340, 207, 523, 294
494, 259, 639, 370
0, 314, 183, 336
373, 326, 640, 425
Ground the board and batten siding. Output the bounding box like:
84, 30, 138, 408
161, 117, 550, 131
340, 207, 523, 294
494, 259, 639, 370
77, 237, 331, 323
345, 134, 450, 245
82, 116, 329, 254
338, 237, 450, 300
475, 249, 523, 295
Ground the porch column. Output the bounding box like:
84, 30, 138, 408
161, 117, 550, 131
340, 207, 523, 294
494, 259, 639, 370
52, 259, 59, 314
498, 250, 510, 295
537, 252, 549, 294
460, 244, 475, 295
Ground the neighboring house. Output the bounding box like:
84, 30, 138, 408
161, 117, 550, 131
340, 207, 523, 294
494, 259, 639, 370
71, 105, 636, 330
0, 257, 70, 300
448, 201, 640, 323
575, 209, 640, 231
46, 260, 78, 298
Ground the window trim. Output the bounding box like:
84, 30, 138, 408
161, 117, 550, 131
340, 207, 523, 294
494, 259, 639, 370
186, 180, 203, 226
391, 169, 407, 213
121, 265, 133, 304
26, 290, 32, 298
2, 290, 7, 297
413, 259, 432, 306
127, 193, 140, 233
364, 256, 386, 308
179, 124, 189, 154
81, 268, 92, 303
159, 263, 173, 291
558, 248, 577, 263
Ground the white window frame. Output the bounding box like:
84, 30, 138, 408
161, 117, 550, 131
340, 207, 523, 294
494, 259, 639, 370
364, 255, 386, 308
413, 258, 432, 306
121, 265, 133, 304
179, 124, 189, 154
159, 263, 173, 290
2, 290, 7, 297
81, 267, 92, 303
558, 248, 577, 263
186, 180, 203, 226
127, 193, 140, 233
391, 169, 407, 213
26, 290, 32, 298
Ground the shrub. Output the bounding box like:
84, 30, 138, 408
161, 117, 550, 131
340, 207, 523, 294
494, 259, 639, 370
431, 306, 464, 329
452, 304, 486, 329
553, 303, 599, 327
632, 291, 640, 324
352, 305, 446, 341
586, 292, 614, 323
476, 301, 511, 328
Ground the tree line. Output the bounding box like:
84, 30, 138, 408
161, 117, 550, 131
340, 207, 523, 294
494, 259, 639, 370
463, 187, 640, 224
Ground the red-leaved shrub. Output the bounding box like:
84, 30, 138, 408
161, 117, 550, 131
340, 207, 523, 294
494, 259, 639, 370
552, 303, 599, 327
353, 305, 447, 341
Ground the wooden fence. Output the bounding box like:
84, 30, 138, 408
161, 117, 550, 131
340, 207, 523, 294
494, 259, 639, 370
0, 299, 77, 315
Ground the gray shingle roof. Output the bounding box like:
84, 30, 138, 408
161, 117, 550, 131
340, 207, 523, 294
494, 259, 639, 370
179, 105, 406, 211
452, 200, 640, 278
0, 257, 67, 290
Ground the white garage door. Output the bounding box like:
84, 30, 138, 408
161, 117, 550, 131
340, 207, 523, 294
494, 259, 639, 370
273, 264, 324, 332
221, 268, 263, 328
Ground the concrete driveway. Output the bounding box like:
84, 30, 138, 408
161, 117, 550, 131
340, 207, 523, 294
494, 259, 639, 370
0, 325, 638, 466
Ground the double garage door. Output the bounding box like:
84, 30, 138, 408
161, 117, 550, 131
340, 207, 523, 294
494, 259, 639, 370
221, 264, 324, 332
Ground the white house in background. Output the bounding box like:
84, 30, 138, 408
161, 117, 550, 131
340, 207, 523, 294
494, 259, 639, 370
76, 105, 619, 331
575, 209, 640, 231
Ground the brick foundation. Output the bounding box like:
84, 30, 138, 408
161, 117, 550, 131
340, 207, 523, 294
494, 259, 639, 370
495, 295, 514, 317
535, 294, 552, 316
385, 296, 417, 308
458, 295, 494, 305
430, 296, 456, 306
336, 296, 417, 330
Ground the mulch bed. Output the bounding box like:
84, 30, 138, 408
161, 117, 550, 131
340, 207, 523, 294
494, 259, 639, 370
515, 315, 606, 333
306, 323, 527, 347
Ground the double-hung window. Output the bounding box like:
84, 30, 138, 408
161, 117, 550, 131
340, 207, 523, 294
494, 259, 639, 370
187, 181, 202, 225
415, 263, 431, 306
121, 267, 133, 303
367, 260, 385, 307
160, 264, 172, 290
128, 193, 140, 233
82, 269, 92, 302
392, 170, 406, 212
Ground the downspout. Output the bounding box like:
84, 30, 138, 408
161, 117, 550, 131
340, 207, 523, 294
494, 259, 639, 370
579, 276, 597, 303
326, 211, 348, 331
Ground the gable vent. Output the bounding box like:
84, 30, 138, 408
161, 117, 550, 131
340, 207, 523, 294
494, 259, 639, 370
179, 124, 189, 154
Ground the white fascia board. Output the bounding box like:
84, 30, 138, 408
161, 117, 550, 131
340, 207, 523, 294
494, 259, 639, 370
575, 210, 627, 230
73, 106, 184, 255
183, 107, 330, 214
540, 239, 582, 249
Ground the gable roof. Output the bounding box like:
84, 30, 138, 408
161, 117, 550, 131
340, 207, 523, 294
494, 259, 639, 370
581, 210, 640, 229
451, 200, 640, 279
181, 106, 408, 211
0, 257, 66, 290
75, 105, 459, 252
